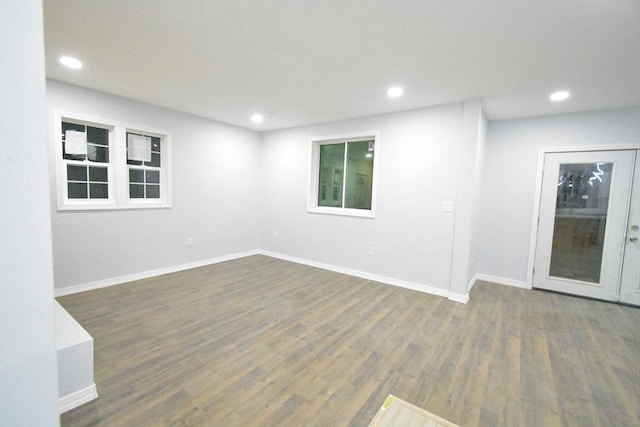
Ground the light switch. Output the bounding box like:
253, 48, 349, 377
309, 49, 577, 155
441, 201, 454, 213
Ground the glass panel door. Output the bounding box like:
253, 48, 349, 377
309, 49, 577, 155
534, 151, 635, 301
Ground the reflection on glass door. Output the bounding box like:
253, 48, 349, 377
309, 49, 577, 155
548, 163, 612, 283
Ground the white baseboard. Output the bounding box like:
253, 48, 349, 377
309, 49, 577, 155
258, 250, 459, 301
474, 273, 529, 289
54, 248, 474, 304
467, 273, 479, 292
59, 383, 98, 414
448, 292, 470, 304
54, 250, 260, 297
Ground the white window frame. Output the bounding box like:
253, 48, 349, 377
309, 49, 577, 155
55, 114, 115, 209
124, 128, 167, 206
307, 130, 379, 218
54, 110, 172, 211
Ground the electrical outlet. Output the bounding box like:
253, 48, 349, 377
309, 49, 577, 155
368, 246, 375, 256
187, 237, 193, 247
273, 231, 279, 239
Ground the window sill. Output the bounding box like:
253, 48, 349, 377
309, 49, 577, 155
57, 202, 172, 212
307, 206, 375, 218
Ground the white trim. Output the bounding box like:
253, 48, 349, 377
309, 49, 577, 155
537, 143, 640, 154
467, 272, 479, 292
307, 206, 376, 218
259, 249, 460, 300
59, 383, 98, 414
54, 249, 472, 304
526, 148, 546, 289
475, 273, 528, 289
54, 250, 259, 297
448, 292, 470, 304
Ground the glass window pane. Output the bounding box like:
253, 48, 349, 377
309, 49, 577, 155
144, 152, 161, 167
318, 143, 345, 207
129, 169, 144, 183
549, 162, 612, 283
89, 167, 108, 182
344, 140, 374, 210
67, 165, 87, 182
89, 183, 108, 199
62, 122, 87, 160
68, 182, 88, 199
87, 126, 108, 146
146, 184, 160, 198
62, 122, 85, 133
87, 144, 109, 163
130, 184, 144, 198
146, 170, 160, 184
151, 137, 161, 152
63, 151, 87, 161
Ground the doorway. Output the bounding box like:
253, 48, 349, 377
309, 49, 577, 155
533, 149, 640, 305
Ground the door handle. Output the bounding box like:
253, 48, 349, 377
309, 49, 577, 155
630, 236, 639, 242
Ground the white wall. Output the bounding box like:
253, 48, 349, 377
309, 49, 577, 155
260, 104, 465, 293
47, 81, 262, 290
449, 100, 486, 298
478, 107, 640, 284
0, 1, 60, 425
468, 110, 487, 283
45, 79, 640, 298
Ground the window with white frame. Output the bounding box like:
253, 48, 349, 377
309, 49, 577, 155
126, 132, 162, 199
61, 120, 112, 201
55, 111, 171, 210
308, 131, 378, 217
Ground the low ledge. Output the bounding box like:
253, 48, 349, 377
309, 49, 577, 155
55, 301, 98, 413
59, 383, 98, 414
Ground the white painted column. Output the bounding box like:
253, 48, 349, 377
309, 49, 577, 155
448, 100, 486, 303
0, 1, 61, 425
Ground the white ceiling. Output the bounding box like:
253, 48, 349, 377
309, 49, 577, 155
43, 0, 640, 131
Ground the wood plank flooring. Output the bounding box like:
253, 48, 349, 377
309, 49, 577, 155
58, 255, 640, 426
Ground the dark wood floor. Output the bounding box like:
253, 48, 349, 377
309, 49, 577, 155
58, 255, 640, 426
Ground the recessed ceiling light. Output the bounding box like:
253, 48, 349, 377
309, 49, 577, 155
550, 91, 570, 101
251, 113, 264, 124
59, 56, 83, 69
387, 86, 403, 98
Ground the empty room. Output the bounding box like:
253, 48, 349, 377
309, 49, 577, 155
1, 1, 639, 426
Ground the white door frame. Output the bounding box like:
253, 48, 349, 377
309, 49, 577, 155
527, 143, 640, 290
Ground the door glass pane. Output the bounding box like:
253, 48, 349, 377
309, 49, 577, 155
549, 162, 612, 283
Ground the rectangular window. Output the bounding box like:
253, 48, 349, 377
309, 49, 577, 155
127, 133, 162, 199
309, 131, 378, 217
55, 111, 172, 210
59, 119, 113, 205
